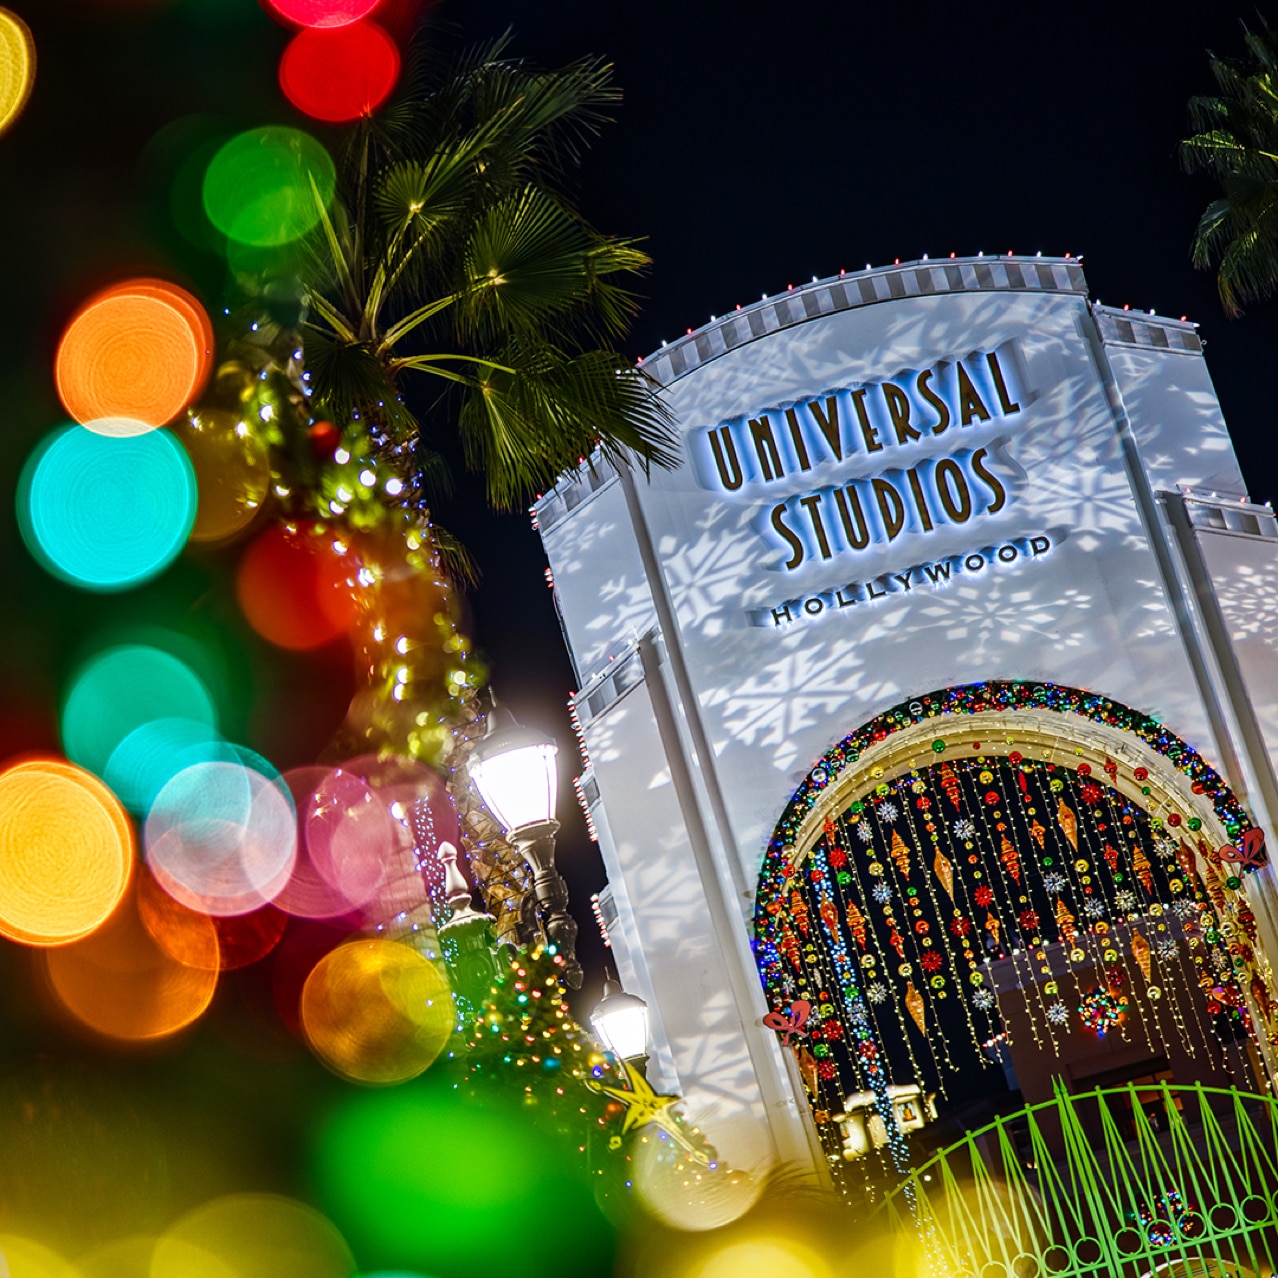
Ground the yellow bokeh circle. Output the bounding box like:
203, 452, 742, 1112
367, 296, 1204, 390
0, 1234, 80, 1278
691, 1238, 833, 1278
301, 938, 454, 1084
172, 408, 270, 543
0, 9, 34, 137
0, 760, 133, 946
151, 1195, 353, 1278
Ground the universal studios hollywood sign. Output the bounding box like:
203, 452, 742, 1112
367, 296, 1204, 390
686, 345, 1054, 628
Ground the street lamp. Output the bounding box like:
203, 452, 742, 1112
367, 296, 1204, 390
590, 974, 650, 1072
468, 701, 582, 987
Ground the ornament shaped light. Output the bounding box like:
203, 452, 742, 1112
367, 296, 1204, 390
591, 975, 650, 1063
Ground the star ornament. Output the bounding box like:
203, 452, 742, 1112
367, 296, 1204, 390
591, 1059, 680, 1134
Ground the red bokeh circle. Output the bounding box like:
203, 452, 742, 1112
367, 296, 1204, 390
236, 523, 356, 651
265, 0, 380, 28
280, 22, 400, 123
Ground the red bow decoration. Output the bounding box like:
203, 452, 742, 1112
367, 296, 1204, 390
763, 999, 811, 1045
1219, 828, 1267, 870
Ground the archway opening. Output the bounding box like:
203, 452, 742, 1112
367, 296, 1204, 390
753, 681, 1275, 1201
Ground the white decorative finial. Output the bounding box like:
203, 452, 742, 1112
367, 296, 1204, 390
437, 840, 470, 912
436, 841, 491, 928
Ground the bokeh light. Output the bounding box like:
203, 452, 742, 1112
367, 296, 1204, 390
136, 865, 220, 970
632, 1134, 762, 1231
212, 903, 288, 970
236, 524, 355, 649
76, 1236, 157, 1278
300, 939, 452, 1084
151, 1195, 354, 1278
266, 0, 381, 27
313, 1083, 613, 1278
104, 716, 221, 815
62, 645, 217, 782
0, 1235, 79, 1278
145, 759, 296, 917
0, 8, 35, 136
18, 426, 197, 591
688, 1238, 833, 1278
0, 760, 132, 947
202, 127, 335, 247
172, 407, 270, 543
80, 416, 157, 439
55, 280, 213, 428
303, 768, 390, 908
279, 23, 400, 123
43, 882, 218, 1041
275, 770, 356, 920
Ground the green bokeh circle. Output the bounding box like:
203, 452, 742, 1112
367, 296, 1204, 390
311, 1084, 613, 1278
62, 645, 218, 781
202, 127, 335, 247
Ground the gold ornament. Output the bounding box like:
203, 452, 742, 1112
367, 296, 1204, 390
905, 982, 926, 1035
1131, 929, 1151, 982
1057, 799, 1078, 850
932, 848, 954, 899
890, 831, 912, 878
1055, 898, 1077, 945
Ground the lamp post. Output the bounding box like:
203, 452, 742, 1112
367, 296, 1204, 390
468, 701, 583, 988
590, 974, 650, 1075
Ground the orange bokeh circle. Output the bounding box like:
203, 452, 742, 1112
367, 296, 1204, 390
55, 279, 214, 428
44, 880, 218, 1041
0, 759, 133, 946
136, 865, 220, 970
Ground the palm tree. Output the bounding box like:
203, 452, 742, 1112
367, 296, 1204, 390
231, 36, 677, 980
1182, 26, 1278, 316
301, 35, 677, 513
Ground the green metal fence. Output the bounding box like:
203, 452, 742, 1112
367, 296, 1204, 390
882, 1083, 1278, 1277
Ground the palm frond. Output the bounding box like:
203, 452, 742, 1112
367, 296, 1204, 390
429, 520, 481, 589
1183, 27, 1278, 314
458, 187, 597, 342
454, 340, 676, 510
285, 26, 678, 537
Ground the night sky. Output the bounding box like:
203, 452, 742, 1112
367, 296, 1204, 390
2, 0, 1276, 1006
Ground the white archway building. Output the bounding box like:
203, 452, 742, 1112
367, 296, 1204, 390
532, 255, 1278, 1179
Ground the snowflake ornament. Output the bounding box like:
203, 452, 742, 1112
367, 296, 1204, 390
871, 882, 893, 905
876, 800, 899, 824
1042, 871, 1068, 894
1114, 889, 1138, 913
972, 988, 996, 1011
953, 817, 976, 841
1082, 898, 1106, 919
1046, 1001, 1070, 1025
866, 982, 889, 1003
1171, 897, 1198, 919
1154, 937, 1178, 961
855, 820, 875, 844
1154, 836, 1179, 861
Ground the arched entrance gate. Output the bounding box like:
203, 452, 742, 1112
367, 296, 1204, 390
753, 681, 1278, 1206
